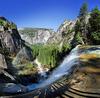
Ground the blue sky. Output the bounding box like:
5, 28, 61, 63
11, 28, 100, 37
0, 0, 100, 30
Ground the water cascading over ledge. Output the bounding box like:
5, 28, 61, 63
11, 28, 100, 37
1, 45, 100, 98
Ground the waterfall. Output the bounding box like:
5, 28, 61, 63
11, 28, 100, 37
34, 58, 46, 77
27, 46, 80, 90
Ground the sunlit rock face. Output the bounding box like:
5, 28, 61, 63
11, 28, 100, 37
57, 20, 76, 34
19, 28, 54, 44
12, 46, 35, 75
69, 45, 100, 93
19, 20, 76, 45
47, 20, 76, 46
0, 30, 22, 54
0, 17, 35, 83
13, 47, 34, 65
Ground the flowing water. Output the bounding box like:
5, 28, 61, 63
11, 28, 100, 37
27, 46, 80, 91
34, 58, 47, 77
1, 45, 100, 95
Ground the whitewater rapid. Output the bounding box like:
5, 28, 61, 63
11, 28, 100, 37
27, 46, 80, 90
34, 58, 47, 77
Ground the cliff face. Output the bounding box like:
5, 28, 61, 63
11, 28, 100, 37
0, 17, 23, 54
19, 28, 54, 44
0, 17, 34, 83
18, 20, 76, 45
19, 20, 76, 51
0, 29, 22, 54
18, 15, 92, 46
49, 20, 76, 44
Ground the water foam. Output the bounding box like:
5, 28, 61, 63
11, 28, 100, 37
27, 46, 80, 90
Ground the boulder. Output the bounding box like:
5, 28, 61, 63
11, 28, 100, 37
12, 46, 34, 75
13, 46, 34, 66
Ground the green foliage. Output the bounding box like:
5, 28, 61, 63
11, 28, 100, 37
89, 7, 100, 44
0, 19, 4, 26
10, 22, 17, 29
91, 32, 100, 43
31, 44, 42, 57
0, 19, 10, 29
75, 3, 88, 33
75, 20, 81, 33
75, 4, 100, 44
74, 3, 88, 44
89, 7, 100, 32
31, 44, 71, 68
72, 31, 84, 46
18, 62, 37, 75
79, 3, 88, 19
25, 62, 34, 69
75, 32, 83, 44
19, 28, 37, 37
61, 43, 71, 52
0, 18, 17, 30
31, 44, 58, 68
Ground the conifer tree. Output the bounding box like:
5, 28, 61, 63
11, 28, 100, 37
75, 3, 88, 44
89, 7, 100, 44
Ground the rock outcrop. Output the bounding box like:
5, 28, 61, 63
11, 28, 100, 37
0, 22, 22, 54
47, 20, 76, 47
19, 28, 54, 44
13, 47, 34, 65
19, 20, 76, 45
0, 17, 34, 83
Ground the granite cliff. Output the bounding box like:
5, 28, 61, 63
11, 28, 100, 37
0, 17, 34, 84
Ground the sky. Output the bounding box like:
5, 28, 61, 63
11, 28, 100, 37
0, 0, 100, 30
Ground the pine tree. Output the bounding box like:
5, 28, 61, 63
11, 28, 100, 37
79, 3, 88, 33
75, 20, 81, 33
79, 3, 88, 19
75, 3, 88, 44
89, 7, 100, 44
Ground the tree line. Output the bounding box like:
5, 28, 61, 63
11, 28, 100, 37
75, 3, 100, 45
